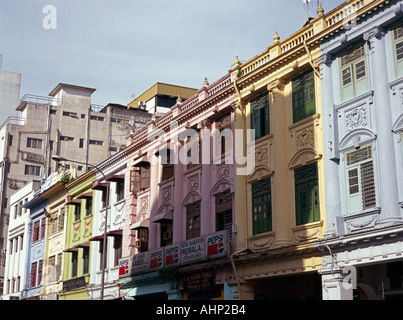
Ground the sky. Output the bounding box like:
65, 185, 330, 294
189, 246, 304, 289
0, 0, 347, 109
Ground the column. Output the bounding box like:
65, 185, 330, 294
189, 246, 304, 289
364, 27, 402, 223
320, 52, 344, 236
270, 79, 292, 246
173, 137, 184, 243
319, 269, 353, 300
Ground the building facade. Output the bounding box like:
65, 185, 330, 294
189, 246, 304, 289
230, 4, 331, 300
59, 170, 95, 300
119, 74, 237, 300
318, 0, 403, 300
0, 82, 152, 292
2, 180, 40, 300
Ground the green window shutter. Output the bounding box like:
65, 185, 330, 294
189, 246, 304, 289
294, 162, 320, 225
292, 70, 316, 123
252, 178, 272, 234
251, 93, 269, 139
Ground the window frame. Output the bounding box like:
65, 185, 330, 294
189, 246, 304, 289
251, 178, 272, 235
339, 44, 369, 102
392, 24, 403, 78
186, 201, 201, 240
292, 70, 316, 123
130, 163, 150, 193
294, 162, 320, 225
345, 145, 376, 213
250, 93, 270, 140
215, 190, 233, 239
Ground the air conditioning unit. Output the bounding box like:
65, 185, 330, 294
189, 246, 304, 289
135, 240, 142, 248
162, 231, 172, 241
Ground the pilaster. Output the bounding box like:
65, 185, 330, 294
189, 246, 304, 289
364, 26, 402, 224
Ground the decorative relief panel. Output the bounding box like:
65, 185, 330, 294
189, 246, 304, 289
343, 209, 381, 233
216, 164, 230, 179
187, 173, 199, 192
345, 106, 368, 131
255, 147, 269, 164
249, 234, 274, 251
296, 128, 315, 150
162, 185, 172, 202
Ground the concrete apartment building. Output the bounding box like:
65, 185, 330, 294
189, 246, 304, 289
0, 54, 21, 125
0, 82, 153, 293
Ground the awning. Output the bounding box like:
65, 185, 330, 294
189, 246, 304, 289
89, 234, 104, 241
63, 247, 79, 253
130, 219, 150, 230
152, 210, 173, 223
63, 242, 90, 252
107, 174, 125, 182
132, 156, 149, 168
107, 229, 123, 237
77, 192, 93, 199
91, 182, 110, 190
66, 196, 82, 205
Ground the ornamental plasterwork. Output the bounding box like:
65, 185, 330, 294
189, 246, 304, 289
255, 147, 269, 163
249, 234, 274, 251
343, 209, 380, 233
138, 195, 149, 215
162, 185, 172, 202
216, 164, 230, 179
296, 128, 315, 150
187, 174, 199, 191
345, 106, 368, 131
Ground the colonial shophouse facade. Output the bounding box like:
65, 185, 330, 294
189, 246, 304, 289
318, 0, 403, 300
118, 73, 238, 300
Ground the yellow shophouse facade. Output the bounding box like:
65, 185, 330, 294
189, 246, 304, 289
232, 5, 329, 300
59, 170, 95, 300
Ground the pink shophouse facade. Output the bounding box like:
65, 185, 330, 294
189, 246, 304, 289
119, 73, 238, 300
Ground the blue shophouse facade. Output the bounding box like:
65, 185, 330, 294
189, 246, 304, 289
318, 0, 403, 300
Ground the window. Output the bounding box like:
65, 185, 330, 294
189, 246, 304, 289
294, 162, 320, 225
89, 139, 103, 146
215, 113, 232, 156
85, 198, 92, 216
137, 228, 149, 253
161, 223, 173, 247
345, 145, 376, 213
130, 163, 150, 192
83, 247, 90, 274
186, 201, 201, 239
33, 221, 40, 242
186, 129, 201, 170
90, 115, 104, 121
393, 25, 403, 78
339, 44, 369, 101
292, 70, 316, 123
99, 240, 104, 271
60, 136, 74, 142
37, 260, 43, 286
116, 180, 125, 202
72, 252, 78, 278
8, 134, 13, 146
114, 237, 122, 267
74, 204, 81, 221
252, 178, 272, 234
48, 256, 56, 282
250, 93, 270, 140
59, 208, 65, 231
27, 138, 42, 149
49, 109, 57, 115
161, 149, 174, 180
216, 191, 232, 239
79, 138, 84, 148
30, 262, 37, 287
41, 218, 46, 239
63, 111, 78, 118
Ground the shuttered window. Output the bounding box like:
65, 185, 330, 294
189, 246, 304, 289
216, 191, 232, 239
292, 70, 316, 123
252, 178, 272, 234
346, 145, 376, 213
339, 44, 369, 102
250, 93, 270, 140
130, 163, 150, 192
186, 201, 201, 239
393, 25, 403, 78
294, 162, 320, 225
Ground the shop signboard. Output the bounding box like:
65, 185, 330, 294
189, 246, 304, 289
149, 248, 164, 271
180, 235, 205, 265
164, 243, 180, 267
119, 230, 229, 278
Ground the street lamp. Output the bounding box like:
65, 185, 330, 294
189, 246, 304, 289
52, 155, 109, 300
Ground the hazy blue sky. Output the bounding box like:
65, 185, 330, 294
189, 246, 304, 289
0, 0, 346, 108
